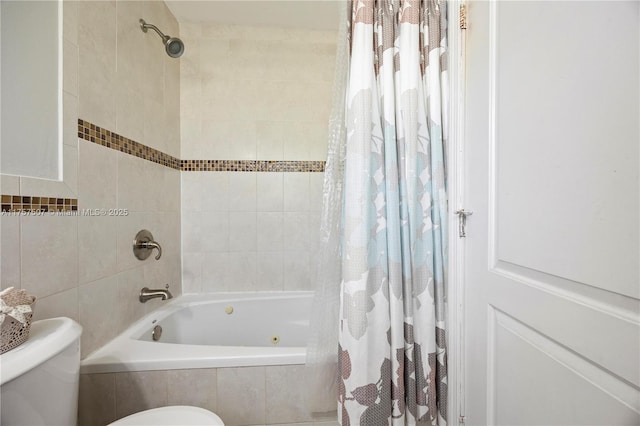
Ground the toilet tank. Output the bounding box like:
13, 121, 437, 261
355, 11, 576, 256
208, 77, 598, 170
0, 317, 82, 426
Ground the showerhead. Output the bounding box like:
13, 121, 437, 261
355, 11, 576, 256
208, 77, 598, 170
139, 19, 184, 58
165, 37, 184, 58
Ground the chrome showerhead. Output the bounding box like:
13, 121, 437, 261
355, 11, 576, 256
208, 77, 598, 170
139, 18, 184, 58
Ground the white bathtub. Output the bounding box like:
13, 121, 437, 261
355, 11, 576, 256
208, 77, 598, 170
80, 292, 313, 374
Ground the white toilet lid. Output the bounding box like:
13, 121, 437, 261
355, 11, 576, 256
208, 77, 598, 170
108, 406, 224, 425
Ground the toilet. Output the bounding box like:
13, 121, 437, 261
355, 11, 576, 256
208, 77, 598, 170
108, 406, 223, 425
0, 317, 224, 426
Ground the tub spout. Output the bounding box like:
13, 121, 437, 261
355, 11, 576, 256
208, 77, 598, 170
139, 285, 173, 303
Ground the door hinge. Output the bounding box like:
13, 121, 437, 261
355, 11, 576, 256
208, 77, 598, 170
459, 415, 466, 424
459, 4, 467, 30
455, 209, 473, 238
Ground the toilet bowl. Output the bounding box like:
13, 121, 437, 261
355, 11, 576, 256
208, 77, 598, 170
108, 406, 224, 425
0, 317, 225, 426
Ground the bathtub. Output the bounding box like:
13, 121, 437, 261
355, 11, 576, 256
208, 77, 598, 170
80, 292, 313, 374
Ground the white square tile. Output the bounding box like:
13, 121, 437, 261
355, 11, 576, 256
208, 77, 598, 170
308, 213, 322, 254
257, 173, 283, 212
201, 211, 230, 252
0, 175, 19, 195
182, 211, 203, 254
115, 267, 146, 333
181, 172, 206, 213
309, 173, 325, 212
115, 370, 168, 419
182, 253, 203, 293
143, 99, 166, 153
283, 212, 309, 252
200, 79, 240, 121
1, 215, 21, 290
180, 22, 202, 40
199, 135, 231, 160
63, 39, 78, 96
78, 0, 116, 130
202, 172, 229, 212
63, 92, 79, 148
283, 251, 311, 291
179, 36, 201, 79
160, 168, 181, 212
32, 287, 78, 323
199, 40, 231, 79
117, 153, 162, 212
163, 59, 181, 158
168, 369, 217, 412
180, 77, 203, 122
228, 172, 256, 212
256, 252, 283, 291
226, 252, 257, 291
79, 373, 116, 426
78, 215, 117, 285
266, 365, 314, 424
284, 173, 309, 212
79, 275, 118, 357
256, 121, 283, 160
217, 367, 266, 426
21, 215, 78, 298
227, 123, 258, 161
180, 116, 202, 158
115, 83, 144, 144
62, 143, 79, 196
257, 212, 284, 252
63, 0, 78, 44
201, 252, 229, 292
283, 124, 312, 161
229, 212, 257, 252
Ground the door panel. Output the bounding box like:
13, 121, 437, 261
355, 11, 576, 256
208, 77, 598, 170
492, 309, 639, 426
464, 1, 640, 425
494, 1, 639, 298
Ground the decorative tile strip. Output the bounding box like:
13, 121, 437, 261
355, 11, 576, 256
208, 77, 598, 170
77, 119, 181, 170
78, 119, 325, 172
1, 195, 78, 213
180, 159, 326, 172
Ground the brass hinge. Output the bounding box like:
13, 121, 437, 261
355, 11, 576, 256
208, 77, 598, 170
459, 4, 467, 30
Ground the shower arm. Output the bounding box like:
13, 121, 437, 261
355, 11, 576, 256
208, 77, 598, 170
139, 19, 169, 43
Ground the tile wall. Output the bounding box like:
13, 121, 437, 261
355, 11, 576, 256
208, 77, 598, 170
0, 0, 181, 358
80, 365, 338, 426
179, 23, 337, 292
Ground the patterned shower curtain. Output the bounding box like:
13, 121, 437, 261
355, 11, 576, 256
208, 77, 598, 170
338, 0, 448, 425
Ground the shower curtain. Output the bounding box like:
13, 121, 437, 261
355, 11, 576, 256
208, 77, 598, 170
307, 0, 448, 424
338, 0, 448, 424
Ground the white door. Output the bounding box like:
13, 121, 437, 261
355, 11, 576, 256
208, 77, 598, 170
463, 1, 640, 425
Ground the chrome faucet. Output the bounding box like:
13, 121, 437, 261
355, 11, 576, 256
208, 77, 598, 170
139, 284, 173, 303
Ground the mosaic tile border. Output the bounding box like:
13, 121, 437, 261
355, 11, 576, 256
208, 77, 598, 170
78, 119, 326, 173
180, 160, 325, 172
3, 122, 325, 214
1, 195, 78, 213
78, 119, 181, 170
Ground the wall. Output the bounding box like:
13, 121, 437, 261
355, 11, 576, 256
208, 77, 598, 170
0, 0, 181, 358
179, 23, 336, 292
80, 365, 338, 426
